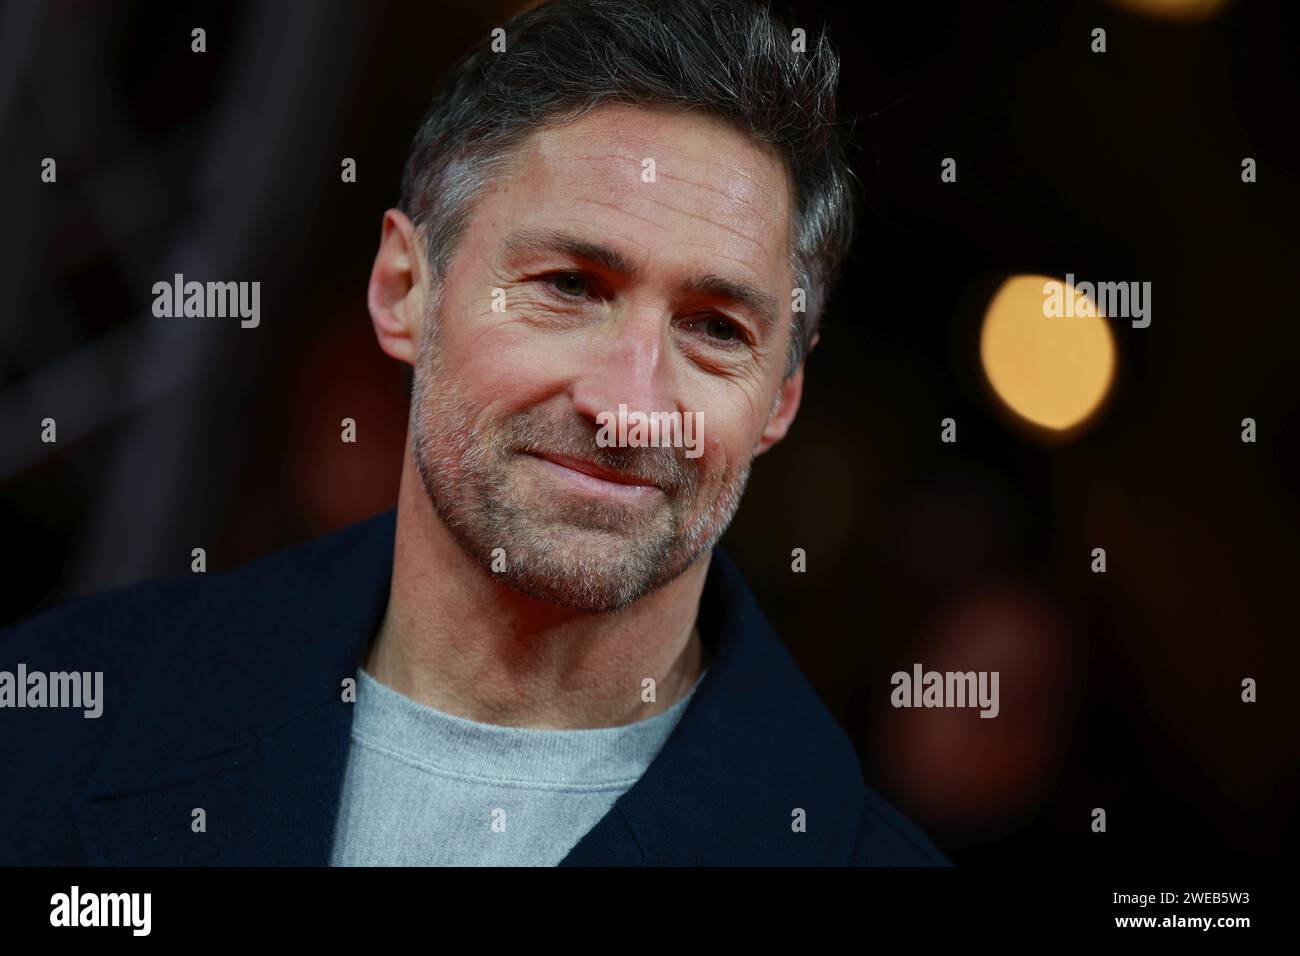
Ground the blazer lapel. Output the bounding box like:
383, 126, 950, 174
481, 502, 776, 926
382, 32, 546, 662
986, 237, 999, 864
560, 546, 862, 866
73, 512, 397, 865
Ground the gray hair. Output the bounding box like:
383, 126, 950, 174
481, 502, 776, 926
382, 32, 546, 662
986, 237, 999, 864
398, 0, 857, 377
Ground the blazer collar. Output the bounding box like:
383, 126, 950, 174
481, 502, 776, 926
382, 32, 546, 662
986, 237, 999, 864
76, 511, 857, 865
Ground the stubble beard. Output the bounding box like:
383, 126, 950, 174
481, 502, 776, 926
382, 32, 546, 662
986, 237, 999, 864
408, 304, 753, 613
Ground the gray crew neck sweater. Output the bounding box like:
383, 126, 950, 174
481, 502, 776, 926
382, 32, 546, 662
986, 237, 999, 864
328, 666, 703, 866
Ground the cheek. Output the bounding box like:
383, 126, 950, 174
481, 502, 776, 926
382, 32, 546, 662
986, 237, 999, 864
692, 416, 744, 481
692, 383, 768, 465
439, 313, 571, 412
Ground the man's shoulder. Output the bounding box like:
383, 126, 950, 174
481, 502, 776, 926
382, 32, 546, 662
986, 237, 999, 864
0, 512, 398, 731
1, 573, 209, 685
0, 512, 396, 864
1, 511, 395, 660
745, 641, 951, 865
696, 547, 951, 866
751, 650, 950, 866
0, 572, 209, 863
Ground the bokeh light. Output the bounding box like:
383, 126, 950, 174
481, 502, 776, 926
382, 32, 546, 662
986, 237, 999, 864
979, 274, 1116, 436
1106, 0, 1232, 23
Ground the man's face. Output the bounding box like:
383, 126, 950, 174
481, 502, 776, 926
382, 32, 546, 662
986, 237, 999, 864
409, 103, 801, 612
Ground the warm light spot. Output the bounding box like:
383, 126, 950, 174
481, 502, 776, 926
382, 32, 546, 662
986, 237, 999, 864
980, 274, 1116, 434
1106, 0, 1230, 22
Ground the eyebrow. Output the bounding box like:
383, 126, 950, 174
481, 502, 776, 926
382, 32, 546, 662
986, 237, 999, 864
501, 227, 781, 335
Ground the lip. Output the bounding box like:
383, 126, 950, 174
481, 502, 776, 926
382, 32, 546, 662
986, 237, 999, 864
526, 451, 663, 496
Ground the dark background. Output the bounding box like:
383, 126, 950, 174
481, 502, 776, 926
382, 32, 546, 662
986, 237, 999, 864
2, 0, 1296, 866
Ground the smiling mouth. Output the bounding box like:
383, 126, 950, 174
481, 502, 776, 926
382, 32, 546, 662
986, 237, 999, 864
524, 451, 664, 497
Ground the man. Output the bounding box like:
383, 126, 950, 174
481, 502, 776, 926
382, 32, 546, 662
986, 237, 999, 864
0, 0, 949, 866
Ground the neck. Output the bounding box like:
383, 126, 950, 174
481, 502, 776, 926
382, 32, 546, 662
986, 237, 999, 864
365, 448, 711, 729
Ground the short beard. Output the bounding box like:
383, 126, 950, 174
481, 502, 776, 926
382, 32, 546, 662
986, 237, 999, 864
408, 303, 752, 612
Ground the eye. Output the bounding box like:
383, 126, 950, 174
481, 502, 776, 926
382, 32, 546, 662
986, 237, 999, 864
544, 272, 593, 299
685, 314, 745, 346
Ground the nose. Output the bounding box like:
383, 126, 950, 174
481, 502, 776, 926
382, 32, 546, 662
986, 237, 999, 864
570, 304, 678, 428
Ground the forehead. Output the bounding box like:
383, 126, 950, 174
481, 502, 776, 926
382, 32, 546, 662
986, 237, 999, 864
472, 103, 795, 287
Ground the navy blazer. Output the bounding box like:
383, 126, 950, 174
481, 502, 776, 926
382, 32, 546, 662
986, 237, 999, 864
0, 510, 950, 866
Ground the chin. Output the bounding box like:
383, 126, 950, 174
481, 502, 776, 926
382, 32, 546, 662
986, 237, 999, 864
494, 568, 650, 614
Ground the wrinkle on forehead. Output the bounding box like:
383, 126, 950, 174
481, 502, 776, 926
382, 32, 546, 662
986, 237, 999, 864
576, 190, 770, 257
504, 105, 794, 281
546, 105, 785, 190
554, 145, 786, 230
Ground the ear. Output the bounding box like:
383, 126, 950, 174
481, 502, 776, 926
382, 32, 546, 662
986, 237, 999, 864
754, 331, 817, 456
754, 365, 806, 456
368, 208, 428, 366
